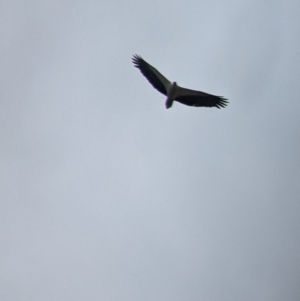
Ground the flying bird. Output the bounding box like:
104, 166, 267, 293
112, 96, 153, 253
132, 54, 228, 109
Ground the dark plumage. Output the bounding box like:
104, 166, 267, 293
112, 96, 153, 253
132, 54, 228, 109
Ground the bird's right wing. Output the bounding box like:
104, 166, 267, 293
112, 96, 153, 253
175, 86, 228, 109
132, 55, 171, 96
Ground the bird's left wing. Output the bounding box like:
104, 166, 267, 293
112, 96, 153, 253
174, 86, 228, 109
132, 55, 171, 96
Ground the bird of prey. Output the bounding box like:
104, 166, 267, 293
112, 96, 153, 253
132, 54, 228, 109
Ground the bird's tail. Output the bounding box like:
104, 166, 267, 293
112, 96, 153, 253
165, 98, 173, 109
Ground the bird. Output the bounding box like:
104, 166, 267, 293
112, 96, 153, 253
132, 54, 228, 109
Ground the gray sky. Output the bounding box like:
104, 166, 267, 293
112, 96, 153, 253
1, 0, 300, 300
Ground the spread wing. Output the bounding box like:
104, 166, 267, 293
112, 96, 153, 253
132, 54, 171, 96
175, 86, 228, 109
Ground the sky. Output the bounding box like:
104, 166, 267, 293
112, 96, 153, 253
1, 0, 300, 300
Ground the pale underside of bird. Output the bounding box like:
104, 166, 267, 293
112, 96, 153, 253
132, 54, 228, 109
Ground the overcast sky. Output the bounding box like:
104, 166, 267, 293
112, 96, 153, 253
1, 0, 300, 300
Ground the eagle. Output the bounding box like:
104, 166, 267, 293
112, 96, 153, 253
132, 54, 228, 109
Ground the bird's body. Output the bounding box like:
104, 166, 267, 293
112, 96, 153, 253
132, 54, 228, 109
165, 82, 177, 109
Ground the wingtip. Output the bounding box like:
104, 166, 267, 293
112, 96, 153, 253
217, 96, 229, 109
132, 54, 143, 67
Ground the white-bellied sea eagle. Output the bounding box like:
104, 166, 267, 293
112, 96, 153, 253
132, 54, 228, 109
